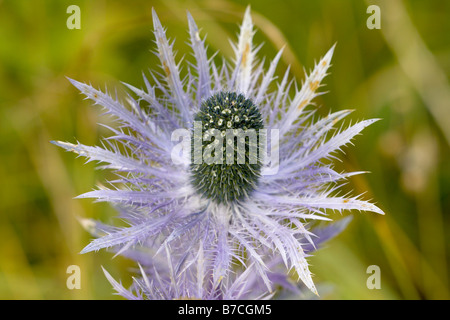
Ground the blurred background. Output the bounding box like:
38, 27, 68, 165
0, 0, 449, 299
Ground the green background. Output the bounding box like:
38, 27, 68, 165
0, 0, 449, 299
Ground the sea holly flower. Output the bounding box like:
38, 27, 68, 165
53, 7, 383, 298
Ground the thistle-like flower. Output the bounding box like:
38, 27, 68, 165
53, 7, 383, 298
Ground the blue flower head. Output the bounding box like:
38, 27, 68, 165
53, 7, 383, 299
